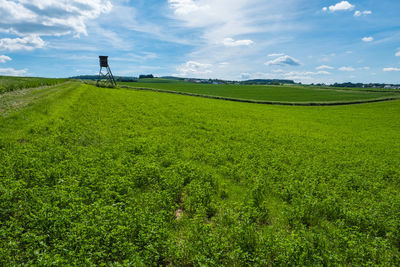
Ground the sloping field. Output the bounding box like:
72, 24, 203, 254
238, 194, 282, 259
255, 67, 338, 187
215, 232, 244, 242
1, 82, 400, 265
0, 76, 68, 94
119, 81, 399, 104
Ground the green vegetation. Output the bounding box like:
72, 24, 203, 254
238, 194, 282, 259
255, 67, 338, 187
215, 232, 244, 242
119, 81, 399, 103
1, 81, 400, 265
327, 86, 400, 92
0, 76, 68, 94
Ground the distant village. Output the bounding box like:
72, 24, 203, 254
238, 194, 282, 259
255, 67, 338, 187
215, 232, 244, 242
312, 82, 400, 89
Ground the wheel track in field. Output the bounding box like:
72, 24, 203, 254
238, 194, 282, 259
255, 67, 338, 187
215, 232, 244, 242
119, 85, 400, 106
0, 81, 77, 116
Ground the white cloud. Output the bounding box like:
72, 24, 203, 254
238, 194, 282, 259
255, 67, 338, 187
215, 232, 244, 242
285, 75, 313, 82
362, 36, 374, 42
222, 37, 253, 47
167, 0, 302, 80
323, 1, 355, 12
383, 67, 400, 72
111, 52, 158, 63
268, 53, 285, 57
317, 71, 331, 75
0, 55, 11, 63
239, 70, 333, 84
240, 73, 251, 80
272, 69, 284, 73
0, 35, 45, 51
316, 65, 334, 70
168, 0, 298, 44
284, 72, 331, 84
0, 67, 27, 76
354, 10, 372, 17
318, 53, 337, 62
265, 55, 301, 66
176, 61, 212, 76
168, 0, 209, 15
284, 71, 331, 76
239, 72, 276, 80
0, 0, 36, 22
339, 66, 355, 71
0, 0, 112, 38
395, 51, 400, 57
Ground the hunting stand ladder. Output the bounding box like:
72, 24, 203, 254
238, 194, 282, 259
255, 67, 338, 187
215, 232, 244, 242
97, 56, 116, 87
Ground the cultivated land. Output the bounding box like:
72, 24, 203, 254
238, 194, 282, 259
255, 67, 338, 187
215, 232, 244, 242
119, 81, 400, 104
1, 80, 400, 265
0, 76, 68, 94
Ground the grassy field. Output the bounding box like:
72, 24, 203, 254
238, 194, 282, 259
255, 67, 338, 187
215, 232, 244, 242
0, 76, 68, 94
1, 81, 400, 265
319, 85, 400, 92
119, 81, 399, 103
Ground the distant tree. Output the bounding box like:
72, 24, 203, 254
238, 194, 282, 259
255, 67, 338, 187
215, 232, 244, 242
139, 74, 154, 79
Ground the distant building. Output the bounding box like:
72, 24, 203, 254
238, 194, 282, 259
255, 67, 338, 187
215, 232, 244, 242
384, 85, 399, 89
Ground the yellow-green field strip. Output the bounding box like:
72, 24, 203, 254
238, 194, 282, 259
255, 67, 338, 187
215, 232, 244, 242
119, 85, 400, 106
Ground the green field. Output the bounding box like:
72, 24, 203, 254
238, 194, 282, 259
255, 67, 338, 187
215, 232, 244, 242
0, 76, 68, 94
320, 85, 400, 93
119, 81, 399, 103
1, 81, 400, 265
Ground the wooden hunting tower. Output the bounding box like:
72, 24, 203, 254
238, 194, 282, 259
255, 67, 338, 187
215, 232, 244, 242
97, 56, 116, 87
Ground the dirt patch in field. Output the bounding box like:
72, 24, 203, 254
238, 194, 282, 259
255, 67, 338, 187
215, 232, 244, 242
175, 208, 183, 220
18, 138, 28, 144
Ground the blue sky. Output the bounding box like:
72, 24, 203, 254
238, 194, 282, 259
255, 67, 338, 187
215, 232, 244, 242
0, 0, 399, 84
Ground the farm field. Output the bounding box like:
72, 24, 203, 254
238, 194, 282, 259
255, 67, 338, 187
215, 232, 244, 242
0, 76, 68, 94
119, 81, 400, 103
1, 81, 400, 265
319, 85, 400, 92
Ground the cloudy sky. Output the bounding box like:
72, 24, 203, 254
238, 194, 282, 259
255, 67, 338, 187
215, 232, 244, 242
0, 0, 399, 84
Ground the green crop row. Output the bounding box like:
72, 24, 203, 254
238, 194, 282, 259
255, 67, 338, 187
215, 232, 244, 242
118, 81, 399, 103
1, 82, 399, 265
0, 76, 68, 94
